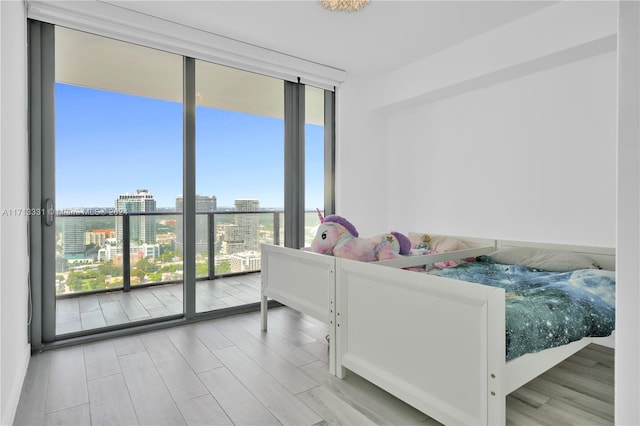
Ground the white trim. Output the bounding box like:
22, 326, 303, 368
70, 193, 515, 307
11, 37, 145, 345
26, 0, 345, 90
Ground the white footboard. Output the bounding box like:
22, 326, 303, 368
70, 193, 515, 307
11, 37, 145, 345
335, 258, 507, 426
260, 244, 337, 372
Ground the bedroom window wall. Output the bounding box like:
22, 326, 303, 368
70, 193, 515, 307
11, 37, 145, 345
194, 60, 285, 313
28, 20, 335, 347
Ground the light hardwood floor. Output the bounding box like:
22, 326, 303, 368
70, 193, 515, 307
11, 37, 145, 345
16, 306, 614, 426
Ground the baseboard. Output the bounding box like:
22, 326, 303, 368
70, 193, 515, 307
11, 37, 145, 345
2, 343, 31, 426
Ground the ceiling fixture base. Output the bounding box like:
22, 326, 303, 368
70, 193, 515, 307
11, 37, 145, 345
320, 0, 370, 12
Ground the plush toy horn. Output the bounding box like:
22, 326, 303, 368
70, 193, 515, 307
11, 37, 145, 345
316, 208, 324, 224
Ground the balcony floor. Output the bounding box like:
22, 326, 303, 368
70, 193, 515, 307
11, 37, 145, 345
56, 273, 262, 335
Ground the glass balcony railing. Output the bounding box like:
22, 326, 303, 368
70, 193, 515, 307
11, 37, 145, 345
55, 209, 320, 297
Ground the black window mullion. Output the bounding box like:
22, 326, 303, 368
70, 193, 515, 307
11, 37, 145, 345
183, 57, 196, 318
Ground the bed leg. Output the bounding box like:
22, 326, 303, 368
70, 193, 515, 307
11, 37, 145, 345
488, 394, 506, 426
260, 293, 268, 331
332, 325, 346, 378
328, 327, 336, 376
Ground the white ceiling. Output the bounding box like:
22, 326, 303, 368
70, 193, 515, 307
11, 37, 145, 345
54, 0, 558, 124
105, 0, 558, 78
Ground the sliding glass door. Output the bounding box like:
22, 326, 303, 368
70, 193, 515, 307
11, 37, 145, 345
29, 20, 335, 347
53, 27, 185, 336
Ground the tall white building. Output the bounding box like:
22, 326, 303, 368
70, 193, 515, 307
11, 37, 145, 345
234, 199, 260, 252
175, 195, 217, 255
115, 189, 157, 244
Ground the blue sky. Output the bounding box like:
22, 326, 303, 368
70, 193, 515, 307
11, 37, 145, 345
55, 83, 324, 209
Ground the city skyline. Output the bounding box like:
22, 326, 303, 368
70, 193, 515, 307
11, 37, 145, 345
55, 83, 325, 210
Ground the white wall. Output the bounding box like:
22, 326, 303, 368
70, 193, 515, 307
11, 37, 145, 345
385, 51, 616, 246
335, 77, 389, 236
359, 1, 618, 247
337, 1, 618, 246
616, 1, 640, 423
0, 1, 31, 425
339, 0, 637, 422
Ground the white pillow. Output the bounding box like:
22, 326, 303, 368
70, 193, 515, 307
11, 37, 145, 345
408, 233, 469, 252
488, 247, 601, 272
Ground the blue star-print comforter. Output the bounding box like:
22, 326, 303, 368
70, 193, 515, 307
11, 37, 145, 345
428, 256, 615, 361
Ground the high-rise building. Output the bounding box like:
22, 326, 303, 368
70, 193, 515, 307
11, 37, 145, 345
220, 223, 246, 255
234, 199, 260, 252
115, 189, 157, 244
175, 195, 217, 255
61, 216, 86, 260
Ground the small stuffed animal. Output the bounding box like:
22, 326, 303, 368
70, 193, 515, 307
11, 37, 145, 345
410, 234, 431, 255
310, 210, 411, 262
416, 234, 431, 249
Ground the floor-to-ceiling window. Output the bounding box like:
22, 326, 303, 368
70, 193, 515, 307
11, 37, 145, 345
52, 26, 185, 337
194, 60, 285, 313
305, 85, 330, 246
29, 20, 335, 347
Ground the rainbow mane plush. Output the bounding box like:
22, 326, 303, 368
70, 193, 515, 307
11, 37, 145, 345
310, 210, 411, 261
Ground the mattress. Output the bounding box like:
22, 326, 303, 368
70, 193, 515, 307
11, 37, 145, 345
428, 256, 616, 360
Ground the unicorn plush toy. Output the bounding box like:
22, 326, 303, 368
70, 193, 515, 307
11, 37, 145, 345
310, 210, 411, 262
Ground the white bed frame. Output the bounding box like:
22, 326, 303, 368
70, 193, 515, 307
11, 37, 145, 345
260, 238, 615, 425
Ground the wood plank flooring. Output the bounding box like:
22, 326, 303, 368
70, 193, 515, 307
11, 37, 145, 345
56, 274, 262, 335
16, 306, 614, 426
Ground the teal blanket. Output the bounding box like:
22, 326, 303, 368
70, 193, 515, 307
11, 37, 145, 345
428, 257, 615, 361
